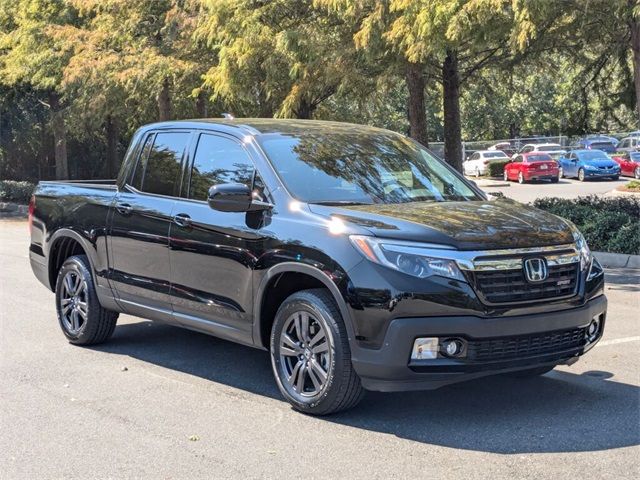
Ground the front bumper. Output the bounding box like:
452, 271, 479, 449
583, 169, 619, 178
351, 294, 607, 392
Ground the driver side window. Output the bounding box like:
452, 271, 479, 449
188, 134, 256, 201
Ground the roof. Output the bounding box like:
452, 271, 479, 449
140, 118, 393, 138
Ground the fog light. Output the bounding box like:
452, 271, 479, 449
411, 338, 438, 360
442, 338, 464, 357
586, 318, 600, 342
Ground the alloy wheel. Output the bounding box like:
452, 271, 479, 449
60, 270, 88, 335
518, 172, 524, 184
278, 310, 331, 397
578, 168, 585, 181
635, 167, 640, 179
558, 167, 563, 179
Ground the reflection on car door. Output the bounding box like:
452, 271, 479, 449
109, 130, 191, 314
168, 132, 268, 345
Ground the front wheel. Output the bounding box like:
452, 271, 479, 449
611, 175, 619, 181
270, 289, 364, 415
558, 167, 564, 178
503, 170, 509, 181
55, 255, 118, 345
578, 168, 586, 182
518, 172, 525, 184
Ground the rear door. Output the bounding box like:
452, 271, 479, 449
168, 131, 268, 343
109, 130, 191, 314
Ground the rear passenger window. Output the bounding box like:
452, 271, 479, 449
138, 132, 190, 196
189, 134, 255, 201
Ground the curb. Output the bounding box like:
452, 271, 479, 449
0, 202, 28, 218
593, 251, 640, 269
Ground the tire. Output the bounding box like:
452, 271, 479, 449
635, 167, 640, 179
558, 167, 564, 179
475, 168, 480, 178
611, 175, 619, 181
578, 168, 586, 182
550, 175, 559, 183
503, 170, 509, 182
55, 255, 118, 345
270, 288, 364, 415
518, 172, 525, 184
505, 366, 555, 378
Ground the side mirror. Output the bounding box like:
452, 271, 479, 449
207, 183, 272, 213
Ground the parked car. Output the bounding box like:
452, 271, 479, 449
628, 131, 640, 137
514, 143, 567, 160
616, 136, 640, 153
488, 142, 516, 157
574, 138, 616, 154
612, 151, 640, 179
503, 152, 560, 183
29, 119, 606, 415
585, 134, 619, 148
463, 150, 509, 177
557, 149, 621, 181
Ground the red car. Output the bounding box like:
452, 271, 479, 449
503, 153, 559, 183
612, 151, 640, 179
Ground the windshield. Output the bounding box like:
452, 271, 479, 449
537, 145, 563, 152
579, 150, 609, 160
258, 132, 481, 204
629, 152, 640, 161
591, 142, 614, 149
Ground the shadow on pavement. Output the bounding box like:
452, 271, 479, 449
95, 320, 640, 455
605, 268, 640, 293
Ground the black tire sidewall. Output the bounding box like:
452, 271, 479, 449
270, 292, 350, 414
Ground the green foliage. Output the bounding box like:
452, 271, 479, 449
488, 160, 510, 177
0, 180, 35, 203
533, 196, 640, 254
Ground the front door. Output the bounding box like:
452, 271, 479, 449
168, 132, 267, 344
108, 130, 191, 314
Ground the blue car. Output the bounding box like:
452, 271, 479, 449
574, 138, 617, 154
558, 149, 621, 181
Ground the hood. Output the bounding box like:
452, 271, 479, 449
582, 158, 617, 167
309, 198, 574, 250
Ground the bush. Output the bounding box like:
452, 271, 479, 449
533, 195, 640, 255
0, 180, 36, 204
487, 160, 510, 177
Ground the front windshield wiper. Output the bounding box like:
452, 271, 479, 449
310, 201, 374, 206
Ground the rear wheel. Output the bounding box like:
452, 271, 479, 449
506, 366, 555, 378
578, 168, 586, 181
475, 167, 480, 178
558, 167, 564, 178
270, 289, 364, 415
635, 167, 640, 179
55, 255, 118, 345
503, 170, 509, 181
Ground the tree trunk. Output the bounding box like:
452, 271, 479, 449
49, 92, 68, 180
158, 77, 172, 121
405, 61, 429, 146
195, 91, 208, 118
105, 115, 118, 178
295, 100, 314, 119
630, 15, 640, 124
442, 49, 463, 172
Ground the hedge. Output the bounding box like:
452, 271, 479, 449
533, 196, 640, 255
0, 180, 36, 204
488, 159, 510, 177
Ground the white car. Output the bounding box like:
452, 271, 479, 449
463, 150, 509, 177
515, 143, 567, 159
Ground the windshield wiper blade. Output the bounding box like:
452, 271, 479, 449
311, 201, 373, 206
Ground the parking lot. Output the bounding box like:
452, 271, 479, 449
1, 219, 639, 479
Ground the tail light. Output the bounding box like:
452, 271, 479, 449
483, 160, 490, 165
28, 195, 35, 236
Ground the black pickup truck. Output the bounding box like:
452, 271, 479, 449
29, 119, 607, 414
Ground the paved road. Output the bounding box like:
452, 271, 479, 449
1, 220, 639, 479
477, 177, 629, 203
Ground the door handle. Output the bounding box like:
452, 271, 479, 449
115, 203, 133, 216
173, 213, 192, 228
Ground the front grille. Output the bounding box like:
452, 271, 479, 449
466, 327, 586, 362
469, 262, 579, 305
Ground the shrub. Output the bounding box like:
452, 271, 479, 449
488, 160, 510, 177
0, 180, 36, 204
533, 195, 640, 255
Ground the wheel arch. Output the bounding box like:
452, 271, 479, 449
47, 229, 96, 290
253, 262, 356, 351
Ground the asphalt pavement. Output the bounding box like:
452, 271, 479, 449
476, 176, 630, 203
1, 219, 639, 479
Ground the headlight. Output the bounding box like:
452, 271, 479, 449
572, 228, 591, 271
349, 235, 466, 281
